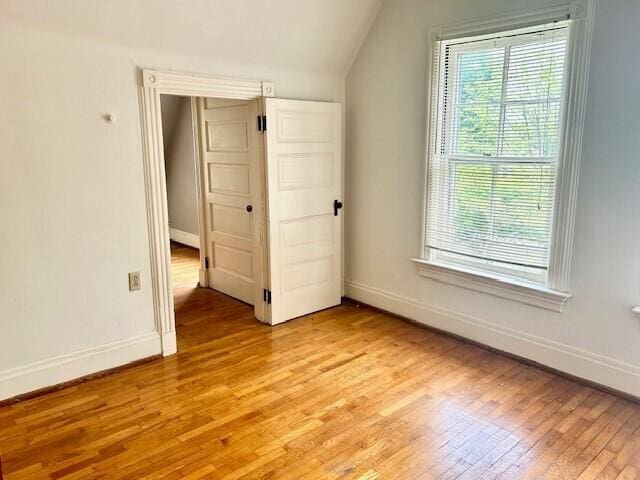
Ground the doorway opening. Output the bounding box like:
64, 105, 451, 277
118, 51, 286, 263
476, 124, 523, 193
159, 94, 204, 346
159, 93, 265, 349
160, 93, 200, 281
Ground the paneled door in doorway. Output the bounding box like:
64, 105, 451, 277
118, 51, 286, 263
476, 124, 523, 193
197, 98, 263, 310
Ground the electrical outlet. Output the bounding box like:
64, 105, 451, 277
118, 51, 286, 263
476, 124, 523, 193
128, 272, 141, 291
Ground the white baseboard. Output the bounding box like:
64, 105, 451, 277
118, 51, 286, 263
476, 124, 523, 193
0, 332, 161, 401
345, 280, 640, 398
169, 228, 200, 249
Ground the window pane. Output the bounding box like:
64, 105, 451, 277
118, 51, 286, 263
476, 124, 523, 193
445, 161, 555, 268
451, 163, 492, 241
457, 48, 504, 104
492, 163, 555, 251
450, 47, 504, 156
506, 37, 567, 102
453, 104, 501, 156
502, 101, 562, 157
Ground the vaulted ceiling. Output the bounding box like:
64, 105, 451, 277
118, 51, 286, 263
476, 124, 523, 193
0, 0, 382, 76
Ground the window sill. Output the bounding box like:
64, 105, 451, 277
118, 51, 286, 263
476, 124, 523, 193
411, 258, 571, 312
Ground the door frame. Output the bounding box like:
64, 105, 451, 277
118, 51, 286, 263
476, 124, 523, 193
138, 68, 275, 356
189, 97, 209, 289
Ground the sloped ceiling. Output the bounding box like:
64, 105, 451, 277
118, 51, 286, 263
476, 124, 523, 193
0, 0, 382, 76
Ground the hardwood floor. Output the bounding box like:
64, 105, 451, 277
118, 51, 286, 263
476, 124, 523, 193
1, 245, 639, 479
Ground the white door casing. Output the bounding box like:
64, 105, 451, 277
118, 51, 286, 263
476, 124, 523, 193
198, 98, 264, 317
264, 98, 343, 325
139, 68, 274, 355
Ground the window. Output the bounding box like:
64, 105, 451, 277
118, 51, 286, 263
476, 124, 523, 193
415, 13, 593, 311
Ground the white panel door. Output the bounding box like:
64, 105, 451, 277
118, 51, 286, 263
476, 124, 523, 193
199, 98, 263, 309
264, 98, 342, 324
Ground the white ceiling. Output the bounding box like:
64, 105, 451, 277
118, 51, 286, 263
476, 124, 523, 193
0, 0, 382, 76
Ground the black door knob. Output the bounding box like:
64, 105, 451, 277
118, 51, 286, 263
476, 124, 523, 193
246, 205, 253, 212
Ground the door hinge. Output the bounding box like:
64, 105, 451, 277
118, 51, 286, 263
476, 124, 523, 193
333, 199, 343, 216
263, 288, 271, 304
205, 257, 209, 269
257, 114, 267, 132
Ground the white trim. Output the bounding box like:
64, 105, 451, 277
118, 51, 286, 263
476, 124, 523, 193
420, 0, 595, 296
547, 0, 596, 291
345, 280, 640, 398
190, 96, 209, 287
160, 331, 177, 356
0, 333, 161, 401
412, 258, 570, 312
169, 228, 200, 249
430, 1, 583, 41
139, 85, 175, 356
139, 68, 273, 356
142, 69, 275, 99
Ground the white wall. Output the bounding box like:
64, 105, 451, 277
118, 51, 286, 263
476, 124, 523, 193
345, 0, 640, 396
160, 95, 181, 153
0, 22, 346, 400
162, 96, 199, 238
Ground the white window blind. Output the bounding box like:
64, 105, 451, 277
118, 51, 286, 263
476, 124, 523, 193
425, 23, 570, 283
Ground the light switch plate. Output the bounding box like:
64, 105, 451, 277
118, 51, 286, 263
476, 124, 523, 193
129, 272, 141, 291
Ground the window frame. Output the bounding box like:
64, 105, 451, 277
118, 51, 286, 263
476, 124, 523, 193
429, 24, 570, 285
413, 1, 595, 312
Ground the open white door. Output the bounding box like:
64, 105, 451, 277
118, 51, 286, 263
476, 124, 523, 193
198, 98, 264, 318
264, 98, 343, 325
